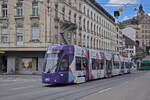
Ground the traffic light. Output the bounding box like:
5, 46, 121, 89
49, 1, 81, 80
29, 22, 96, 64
114, 11, 120, 19
114, 8, 123, 19
118, 8, 123, 12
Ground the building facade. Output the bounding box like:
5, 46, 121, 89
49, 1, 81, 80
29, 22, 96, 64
123, 4, 150, 48
122, 35, 136, 58
122, 27, 136, 58
118, 30, 123, 55
82, 0, 116, 53
0, 0, 116, 74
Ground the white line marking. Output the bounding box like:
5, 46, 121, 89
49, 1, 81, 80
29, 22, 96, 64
125, 81, 129, 84
134, 78, 138, 80
98, 88, 112, 94
80, 88, 112, 100
11, 85, 35, 90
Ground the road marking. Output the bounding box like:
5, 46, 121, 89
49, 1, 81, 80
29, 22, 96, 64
97, 88, 112, 94
134, 78, 138, 80
80, 88, 112, 100
11, 85, 35, 90
124, 81, 129, 84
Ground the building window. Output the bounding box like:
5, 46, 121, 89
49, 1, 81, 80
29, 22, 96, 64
2, 4, 8, 17
55, 4, 58, 18
91, 11, 93, 19
69, 10, 71, 21
32, 1, 38, 16
87, 9, 89, 17
91, 23, 93, 33
32, 25, 39, 40
83, 18, 86, 31
68, 0, 71, 5
62, 7, 65, 20
84, 6, 86, 14
16, 27, 23, 42
16, 2, 23, 16
74, 13, 76, 23
79, 3, 81, 12
1, 27, 8, 35
87, 21, 89, 32
1, 36, 8, 42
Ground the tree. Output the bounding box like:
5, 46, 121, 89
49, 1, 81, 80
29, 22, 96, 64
117, 22, 126, 29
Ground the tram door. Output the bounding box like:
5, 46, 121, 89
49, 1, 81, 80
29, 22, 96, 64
82, 57, 89, 81
106, 60, 112, 78
81, 57, 89, 82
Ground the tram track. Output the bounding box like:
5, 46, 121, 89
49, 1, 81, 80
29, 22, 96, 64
29, 72, 145, 100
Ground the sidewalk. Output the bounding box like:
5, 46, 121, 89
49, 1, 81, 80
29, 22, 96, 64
0, 74, 41, 79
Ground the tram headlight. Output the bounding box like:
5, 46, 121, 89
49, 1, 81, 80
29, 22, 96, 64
45, 78, 50, 82
60, 74, 63, 76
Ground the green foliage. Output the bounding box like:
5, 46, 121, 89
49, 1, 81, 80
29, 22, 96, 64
117, 22, 126, 29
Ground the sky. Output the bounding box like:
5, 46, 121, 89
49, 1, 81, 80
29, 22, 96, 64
96, 0, 150, 22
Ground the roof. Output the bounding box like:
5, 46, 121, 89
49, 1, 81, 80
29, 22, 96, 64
89, 0, 115, 22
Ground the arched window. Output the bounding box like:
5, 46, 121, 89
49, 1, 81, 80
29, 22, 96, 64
83, 18, 86, 31
91, 38, 92, 49
87, 21, 89, 32
32, 1, 38, 16
91, 23, 93, 33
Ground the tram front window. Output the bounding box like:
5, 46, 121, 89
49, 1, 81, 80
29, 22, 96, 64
44, 50, 62, 73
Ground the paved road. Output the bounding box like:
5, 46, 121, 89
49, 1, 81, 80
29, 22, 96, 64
0, 71, 149, 100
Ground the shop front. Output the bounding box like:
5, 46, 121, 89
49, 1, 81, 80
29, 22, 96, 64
0, 55, 7, 73
4, 51, 45, 74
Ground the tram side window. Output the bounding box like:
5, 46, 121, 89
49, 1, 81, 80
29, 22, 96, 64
97, 59, 101, 69
141, 63, 150, 67
125, 62, 129, 68
114, 62, 119, 69
107, 60, 112, 70
100, 60, 104, 70
60, 55, 69, 72
92, 59, 96, 70
76, 57, 81, 70
82, 57, 87, 70
121, 62, 124, 69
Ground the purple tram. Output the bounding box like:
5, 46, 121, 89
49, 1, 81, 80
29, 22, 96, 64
42, 45, 132, 84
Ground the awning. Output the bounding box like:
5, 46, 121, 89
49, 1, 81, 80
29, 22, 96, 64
0, 51, 6, 54
141, 60, 150, 63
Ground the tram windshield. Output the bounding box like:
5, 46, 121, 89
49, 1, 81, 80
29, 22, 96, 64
44, 50, 62, 73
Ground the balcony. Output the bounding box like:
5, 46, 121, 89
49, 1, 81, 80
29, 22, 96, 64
0, 16, 8, 20
30, 15, 39, 19
14, 15, 24, 20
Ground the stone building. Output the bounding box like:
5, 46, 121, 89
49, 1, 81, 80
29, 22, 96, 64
115, 26, 119, 55
122, 35, 136, 58
123, 4, 150, 48
82, 0, 116, 53
0, 0, 116, 74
